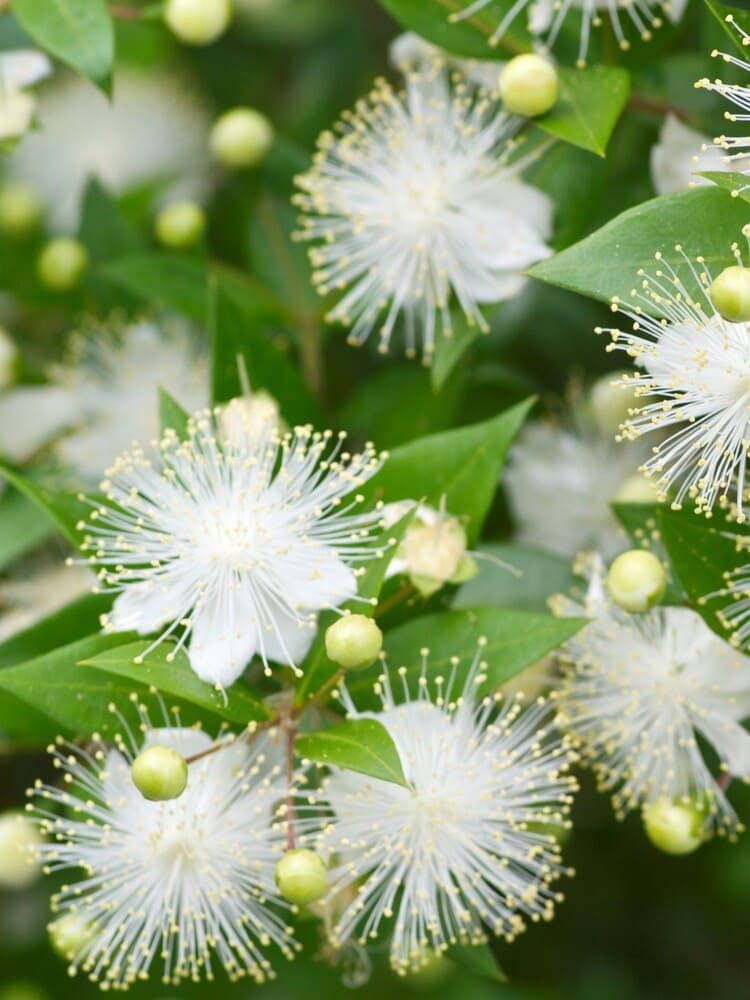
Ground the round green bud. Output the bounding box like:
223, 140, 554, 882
499, 54, 559, 118
614, 473, 660, 505
607, 549, 666, 614
643, 799, 706, 855
154, 201, 205, 249
0, 325, 21, 390
709, 265, 750, 323
165, 0, 232, 45
275, 848, 327, 905
0, 182, 41, 237
325, 613, 383, 670
48, 912, 93, 960
589, 371, 638, 438
131, 745, 188, 801
0, 811, 43, 890
210, 107, 274, 168
37, 238, 88, 293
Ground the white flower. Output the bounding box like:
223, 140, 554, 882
389, 32, 502, 91
0, 562, 94, 644
650, 114, 727, 195
0, 318, 208, 483
450, 0, 688, 67
84, 406, 384, 687
0, 49, 51, 142
28, 710, 299, 987
294, 65, 552, 360
383, 500, 477, 595
504, 420, 650, 559
600, 248, 750, 517
7, 70, 212, 229
552, 555, 750, 835
696, 14, 750, 182
299, 650, 577, 972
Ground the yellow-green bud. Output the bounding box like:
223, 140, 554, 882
709, 265, 750, 323
131, 745, 188, 801
165, 0, 232, 44
217, 391, 283, 447
607, 549, 666, 613
210, 107, 273, 168
0, 325, 20, 390
589, 371, 638, 437
499, 54, 559, 118
48, 912, 94, 960
325, 613, 383, 670
0, 811, 43, 890
37, 238, 88, 292
401, 516, 468, 597
274, 848, 327, 905
643, 799, 706, 855
0, 181, 41, 236
155, 201, 205, 249
614, 474, 660, 505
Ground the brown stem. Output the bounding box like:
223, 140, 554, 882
628, 93, 689, 120
374, 581, 416, 620
299, 313, 325, 401
183, 717, 279, 765
718, 771, 732, 791
109, 4, 142, 18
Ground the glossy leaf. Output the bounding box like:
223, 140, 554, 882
296, 718, 408, 787
534, 66, 630, 157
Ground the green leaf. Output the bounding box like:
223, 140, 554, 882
12, 0, 114, 93
704, 0, 750, 54
158, 387, 190, 438
78, 179, 144, 308
449, 944, 508, 983
529, 187, 750, 305
430, 312, 486, 391
377, 0, 529, 58
361, 398, 534, 545
701, 171, 750, 206
81, 640, 271, 724
0, 462, 88, 547
0, 488, 55, 571
0, 593, 110, 669
534, 66, 630, 157
453, 543, 578, 613
247, 193, 318, 313
295, 718, 408, 787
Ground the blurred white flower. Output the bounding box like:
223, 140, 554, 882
697, 14, 750, 181
553, 555, 750, 835
0, 562, 94, 643
389, 31, 502, 90
295, 65, 552, 360
0, 49, 51, 142
0, 318, 208, 484
85, 407, 384, 687
650, 114, 727, 195
29, 711, 298, 987
7, 70, 212, 229
300, 650, 576, 972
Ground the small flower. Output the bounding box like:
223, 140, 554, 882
599, 246, 750, 518
552, 555, 750, 835
650, 114, 727, 196
27, 703, 299, 987
84, 406, 384, 686
0, 49, 51, 143
383, 500, 479, 595
696, 15, 750, 183
298, 649, 577, 973
294, 65, 552, 360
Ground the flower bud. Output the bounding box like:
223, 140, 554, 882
165, 0, 232, 45
210, 107, 274, 168
0, 811, 42, 889
607, 549, 666, 613
275, 848, 327, 905
0, 181, 41, 236
131, 745, 188, 801
643, 798, 706, 855
325, 613, 382, 670
709, 265, 750, 323
155, 201, 205, 249
217, 391, 283, 447
499, 54, 559, 118
614, 474, 660, 505
48, 912, 93, 960
0, 325, 20, 390
589, 371, 638, 437
401, 516, 469, 597
37, 238, 88, 292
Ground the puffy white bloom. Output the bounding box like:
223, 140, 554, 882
450, 0, 688, 67
650, 114, 727, 195
505, 421, 649, 559
696, 14, 750, 181
383, 500, 477, 595
600, 248, 750, 518
552, 556, 750, 835
389, 32, 502, 90
7, 70, 211, 229
28, 709, 299, 987
294, 66, 552, 360
84, 406, 384, 686
299, 650, 577, 972
0, 562, 94, 644
0, 319, 208, 483
0, 49, 51, 142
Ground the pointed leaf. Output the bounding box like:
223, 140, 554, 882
296, 718, 408, 787
0, 593, 109, 669
0, 462, 88, 547
158, 387, 190, 438
0, 488, 55, 571
534, 66, 630, 157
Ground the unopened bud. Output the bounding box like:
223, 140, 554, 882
0, 326, 20, 389
607, 549, 666, 613
131, 745, 188, 801
0, 181, 41, 236
589, 371, 639, 437
37, 238, 88, 292
709, 265, 750, 323
0, 811, 42, 889
614, 474, 660, 505
48, 912, 94, 960
499, 53, 559, 118
275, 848, 327, 905
217, 392, 283, 447
325, 613, 383, 670
155, 201, 205, 249
210, 107, 273, 168
643, 798, 706, 855
165, 0, 232, 45
401, 515, 468, 596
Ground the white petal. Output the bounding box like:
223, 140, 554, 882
187, 590, 259, 687
0, 50, 52, 90
694, 714, 750, 778
258, 606, 316, 666
0, 91, 35, 142
110, 583, 176, 635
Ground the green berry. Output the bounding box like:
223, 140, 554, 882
325, 613, 383, 670
499, 54, 559, 118
155, 201, 205, 249
607, 550, 666, 614
210, 107, 274, 168
709, 265, 750, 323
0, 811, 43, 890
0, 182, 41, 236
589, 371, 638, 437
643, 799, 706, 855
165, 0, 232, 45
131, 745, 188, 801
37, 238, 88, 292
275, 848, 327, 905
